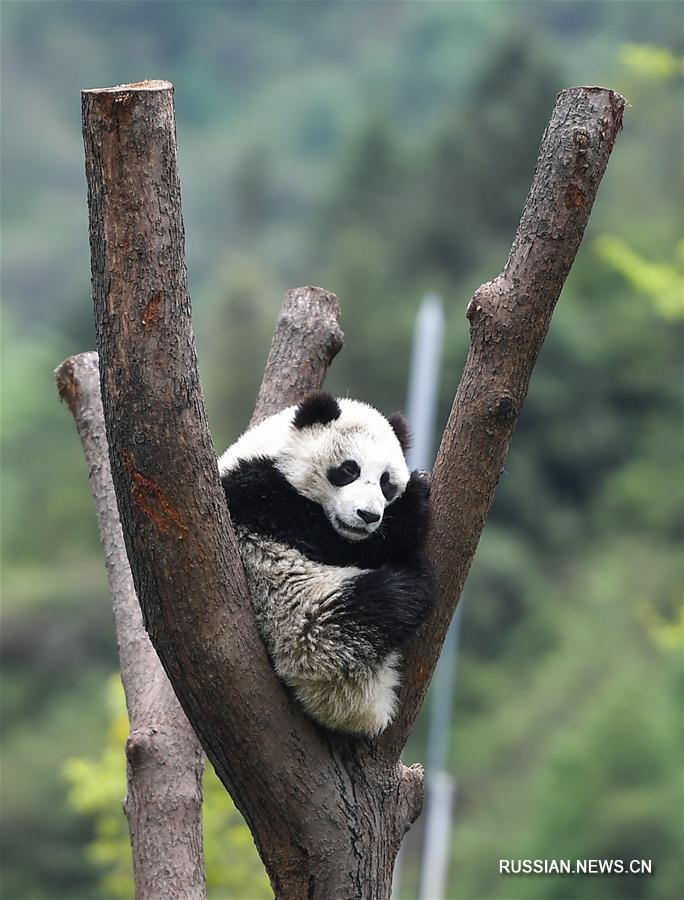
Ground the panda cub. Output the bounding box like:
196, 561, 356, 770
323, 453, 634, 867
218, 392, 436, 737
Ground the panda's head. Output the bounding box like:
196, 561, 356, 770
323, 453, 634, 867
278, 393, 411, 542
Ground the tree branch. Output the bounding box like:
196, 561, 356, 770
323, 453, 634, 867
55, 351, 206, 900
250, 285, 344, 427
384, 86, 626, 755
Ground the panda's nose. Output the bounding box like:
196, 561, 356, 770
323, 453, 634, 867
357, 509, 380, 525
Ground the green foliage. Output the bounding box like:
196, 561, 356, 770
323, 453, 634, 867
64, 678, 271, 899
442, 539, 683, 900
594, 236, 684, 319
1, 315, 103, 567
620, 44, 684, 80
1, 664, 113, 899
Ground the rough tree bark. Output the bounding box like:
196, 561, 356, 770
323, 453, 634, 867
250, 285, 344, 427
55, 351, 206, 900
385, 85, 627, 754
79, 80, 625, 898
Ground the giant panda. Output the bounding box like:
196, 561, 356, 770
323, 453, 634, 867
218, 392, 436, 737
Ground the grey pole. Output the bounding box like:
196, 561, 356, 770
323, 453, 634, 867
391, 294, 445, 899
418, 607, 463, 900
405, 293, 444, 473
415, 295, 461, 899
404, 292, 462, 900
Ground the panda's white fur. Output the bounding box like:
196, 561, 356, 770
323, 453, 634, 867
219, 399, 410, 542
219, 393, 435, 736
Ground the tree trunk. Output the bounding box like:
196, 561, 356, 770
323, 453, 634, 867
80, 79, 625, 897
55, 351, 206, 900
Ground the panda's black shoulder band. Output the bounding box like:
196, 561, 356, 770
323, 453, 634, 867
222, 456, 355, 565
222, 458, 431, 569
293, 392, 341, 429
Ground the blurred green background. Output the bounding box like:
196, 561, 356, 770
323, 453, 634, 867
1, 2, 682, 898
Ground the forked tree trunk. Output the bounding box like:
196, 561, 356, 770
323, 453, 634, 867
78, 79, 624, 897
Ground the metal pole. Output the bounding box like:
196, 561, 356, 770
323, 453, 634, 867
405, 293, 444, 473
404, 292, 463, 900
418, 605, 463, 900
392, 294, 445, 900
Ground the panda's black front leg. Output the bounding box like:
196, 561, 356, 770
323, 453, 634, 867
335, 561, 436, 660
376, 470, 432, 564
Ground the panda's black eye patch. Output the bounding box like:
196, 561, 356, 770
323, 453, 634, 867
380, 471, 397, 501
327, 460, 360, 487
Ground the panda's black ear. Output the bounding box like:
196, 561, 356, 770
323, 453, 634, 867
388, 413, 412, 455
293, 392, 341, 429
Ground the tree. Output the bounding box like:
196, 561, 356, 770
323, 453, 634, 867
59, 79, 624, 898
55, 352, 206, 900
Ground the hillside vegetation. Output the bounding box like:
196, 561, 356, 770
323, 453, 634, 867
1, 2, 682, 898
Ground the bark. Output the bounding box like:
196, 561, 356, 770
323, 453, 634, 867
383, 86, 627, 755
81, 80, 418, 899
55, 351, 205, 900
250, 285, 344, 427
80, 80, 624, 897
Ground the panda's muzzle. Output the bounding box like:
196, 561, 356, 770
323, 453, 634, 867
357, 508, 381, 525
333, 515, 377, 539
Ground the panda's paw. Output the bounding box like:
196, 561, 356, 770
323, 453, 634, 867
378, 470, 431, 559
407, 469, 431, 499
401, 470, 432, 524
